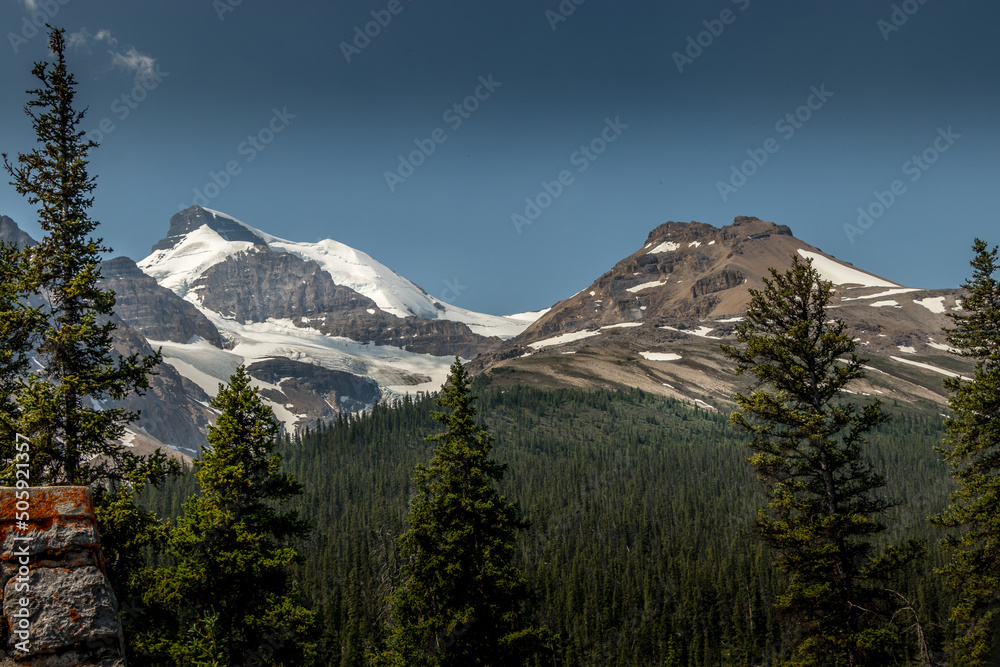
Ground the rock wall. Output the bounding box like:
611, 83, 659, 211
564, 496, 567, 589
101, 256, 223, 348
0, 487, 126, 667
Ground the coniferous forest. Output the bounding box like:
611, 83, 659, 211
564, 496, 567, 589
144, 383, 956, 665
5, 23, 999, 667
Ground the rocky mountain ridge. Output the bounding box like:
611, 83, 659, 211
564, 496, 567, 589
0, 221, 214, 459
472, 216, 968, 412
2, 210, 969, 453
128, 207, 537, 431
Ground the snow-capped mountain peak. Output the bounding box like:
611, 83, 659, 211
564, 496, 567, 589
138, 206, 536, 338
124, 206, 548, 439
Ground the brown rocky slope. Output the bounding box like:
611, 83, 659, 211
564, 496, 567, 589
471, 216, 969, 412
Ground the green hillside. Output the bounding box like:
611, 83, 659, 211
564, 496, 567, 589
144, 383, 955, 665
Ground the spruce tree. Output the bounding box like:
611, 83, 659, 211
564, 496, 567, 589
145, 365, 317, 666
2, 26, 161, 486
0, 240, 40, 469
2, 28, 185, 663
374, 358, 550, 666
932, 238, 1000, 665
721, 255, 922, 666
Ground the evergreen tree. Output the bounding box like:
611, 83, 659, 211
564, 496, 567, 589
374, 358, 551, 666
0, 239, 40, 468
144, 365, 317, 666
3, 28, 180, 660
721, 255, 923, 666
2, 26, 160, 486
96, 452, 182, 665
143, 379, 954, 665
932, 238, 1000, 665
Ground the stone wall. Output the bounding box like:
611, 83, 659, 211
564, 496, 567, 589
0, 487, 126, 666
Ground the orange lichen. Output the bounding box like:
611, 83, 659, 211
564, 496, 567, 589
0, 487, 94, 521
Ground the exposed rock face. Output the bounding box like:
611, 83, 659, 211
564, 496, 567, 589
471, 216, 969, 411
691, 269, 745, 298
150, 206, 267, 252
0, 487, 126, 666
305, 314, 500, 359
0, 216, 34, 249
101, 257, 222, 348
108, 319, 213, 457
247, 357, 382, 420
0, 216, 208, 457
195, 249, 500, 359
195, 249, 377, 322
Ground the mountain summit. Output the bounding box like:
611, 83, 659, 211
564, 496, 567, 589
0, 209, 965, 449
523, 215, 897, 338
151, 206, 268, 252
1, 207, 544, 452
473, 216, 966, 411
141, 206, 531, 333
127, 206, 542, 437
0, 214, 35, 248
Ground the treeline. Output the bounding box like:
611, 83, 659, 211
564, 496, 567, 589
145, 384, 955, 665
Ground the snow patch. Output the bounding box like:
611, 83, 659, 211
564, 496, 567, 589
914, 296, 946, 314
796, 249, 897, 288
121, 429, 136, 448
626, 281, 664, 293
647, 241, 681, 254
528, 330, 601, 349
927, 338, 959, 354
640, 352, 682, 361
661, 325, 720, 339
897, 345, 916, 354
601, 322, 642, 330
870, 300, 902, 308
890, 356, 971, 380
841, 288, 920, 301
504, 308, 550, 323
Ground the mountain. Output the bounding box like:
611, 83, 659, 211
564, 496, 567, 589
3, 209, 966, 451
0, 215, 34, 249
101, 256, 223, 348
1, 207, 543, 452
471, 216, 968, 411
0, 218, 213, 459
127, 206, 540, 435
140, 207, 532, 336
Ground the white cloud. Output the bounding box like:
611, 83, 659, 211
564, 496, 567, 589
95, 29, 116, 45
110, 46, 158, 84
66, 29, 158, 85
67, 28, 118, 50
21, 0, 39, 11
67, 30, 89, 50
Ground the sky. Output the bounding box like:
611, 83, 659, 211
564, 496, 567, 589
1, 1, 998, 316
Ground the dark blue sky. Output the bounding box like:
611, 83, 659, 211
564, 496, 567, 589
2, 1, 998, 314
